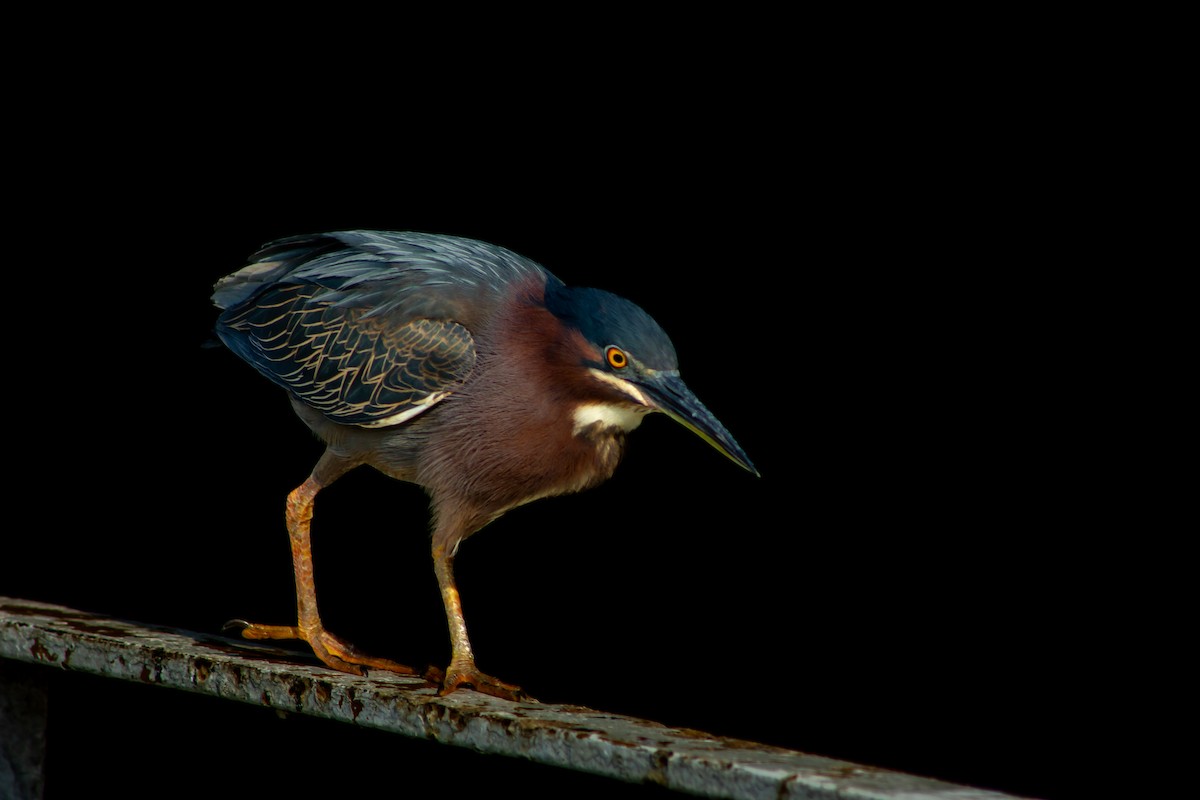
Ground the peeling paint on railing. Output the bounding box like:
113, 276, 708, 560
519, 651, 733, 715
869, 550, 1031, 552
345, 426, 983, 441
1, 598, 1034, 800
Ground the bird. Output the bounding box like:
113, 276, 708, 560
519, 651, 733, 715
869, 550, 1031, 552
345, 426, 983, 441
211, 230, 757, 700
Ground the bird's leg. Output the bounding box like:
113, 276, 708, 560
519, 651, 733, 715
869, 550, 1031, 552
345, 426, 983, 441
430, 543, 529, 701
234, 472, 416, 678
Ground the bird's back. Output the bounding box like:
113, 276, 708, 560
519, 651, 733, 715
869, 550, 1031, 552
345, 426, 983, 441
213, 231, 555, 429
213, 230, 552, 317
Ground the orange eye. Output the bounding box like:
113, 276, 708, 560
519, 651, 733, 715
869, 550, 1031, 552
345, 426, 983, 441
606, 346, 627, 369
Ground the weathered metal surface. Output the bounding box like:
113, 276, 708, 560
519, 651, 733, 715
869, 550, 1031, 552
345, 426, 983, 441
0, 597, 1032, 799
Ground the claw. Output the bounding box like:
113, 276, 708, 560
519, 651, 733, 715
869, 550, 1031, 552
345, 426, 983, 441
437, 664, 535, 702
226, 619, 418, 679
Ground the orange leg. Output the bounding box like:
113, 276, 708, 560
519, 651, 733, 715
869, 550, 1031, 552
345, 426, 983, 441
430, 543, 529, 701
233, 474, 416, 677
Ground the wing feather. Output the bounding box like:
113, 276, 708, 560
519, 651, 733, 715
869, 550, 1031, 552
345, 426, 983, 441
211, 231, 551, 428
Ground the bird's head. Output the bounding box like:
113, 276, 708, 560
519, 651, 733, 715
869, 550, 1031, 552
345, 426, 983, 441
544, 283, 759, 477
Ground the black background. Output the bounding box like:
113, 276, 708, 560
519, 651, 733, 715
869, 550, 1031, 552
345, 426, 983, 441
1, 23, 1155, 800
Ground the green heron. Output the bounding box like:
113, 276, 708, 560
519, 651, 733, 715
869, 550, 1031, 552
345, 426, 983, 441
212, 230, 757, 700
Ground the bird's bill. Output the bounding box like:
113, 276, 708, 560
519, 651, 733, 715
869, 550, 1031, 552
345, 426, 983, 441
639, 372, 759, 477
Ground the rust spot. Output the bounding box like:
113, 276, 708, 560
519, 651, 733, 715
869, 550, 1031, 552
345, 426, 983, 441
495, 716, 517, 736
419, 701, 498, 736
347, 687, 363, 720
195, 635, 300, 661
30, 641, 58, 663
287, 676, 309, 710
3, 602, 88, 618
671, 726, 797, 754
260, 690, 271, 706
314, 681, 332, 704
65, 620, 131, 637
5, 603, 130, 637
142, 649, 166, 683
194, 658, 212, 683
819, 763, 882, 780
645, 749, 670, 787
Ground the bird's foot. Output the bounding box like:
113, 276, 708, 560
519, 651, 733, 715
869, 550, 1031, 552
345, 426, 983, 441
224, 619, 418, 678
425, 662, 533, 702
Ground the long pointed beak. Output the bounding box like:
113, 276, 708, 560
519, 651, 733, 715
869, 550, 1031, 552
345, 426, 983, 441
638, 371, 759, 477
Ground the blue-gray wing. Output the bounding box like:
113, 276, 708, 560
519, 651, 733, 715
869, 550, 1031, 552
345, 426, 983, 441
213, 231, 552, 428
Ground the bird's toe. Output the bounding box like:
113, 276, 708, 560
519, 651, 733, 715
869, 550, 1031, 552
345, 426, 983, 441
307, 629, 416, 677
437, 664, 533, 702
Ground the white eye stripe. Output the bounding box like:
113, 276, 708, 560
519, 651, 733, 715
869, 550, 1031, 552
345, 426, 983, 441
586, 368, 651, 407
